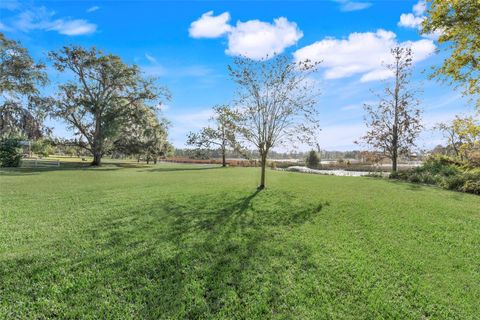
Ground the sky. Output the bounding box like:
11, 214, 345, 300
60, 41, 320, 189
0, 0, 475, 152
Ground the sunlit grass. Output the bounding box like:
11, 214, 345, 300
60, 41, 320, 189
1, 163, 479, 319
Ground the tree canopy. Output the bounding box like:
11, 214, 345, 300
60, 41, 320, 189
48, 45, 170, 165
228, 55, 320, 188
422, 0, 480, 108
0, 33, 48, 139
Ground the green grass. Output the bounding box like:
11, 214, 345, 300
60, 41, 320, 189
1, 163, 479, 319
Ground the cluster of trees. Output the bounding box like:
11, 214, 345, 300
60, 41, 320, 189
0, 33, 171, 166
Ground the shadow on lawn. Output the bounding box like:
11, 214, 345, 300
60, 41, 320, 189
0, 189, 329, 318
13, 190, 325, 318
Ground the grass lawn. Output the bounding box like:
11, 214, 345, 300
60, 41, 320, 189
1, 162, 479, 319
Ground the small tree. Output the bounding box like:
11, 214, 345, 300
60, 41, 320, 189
228, 55, 320, 189
306, 150, 320, 169
358, 47, 422, 173
186, 105, 236, 167
48, 46, 170, 166
0, 138, 22, 167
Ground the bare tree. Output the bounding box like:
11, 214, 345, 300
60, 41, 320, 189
228, 55, 320, 189
48, 46, 170, 166
186, 105, 236, 167
358, 47, 422, 173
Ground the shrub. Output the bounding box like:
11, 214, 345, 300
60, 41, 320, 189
0, 138, 22, 167
439, 175, 466, 191
462, 180, 480, 195
306, 150, 320, 169
408, 173, 422, 183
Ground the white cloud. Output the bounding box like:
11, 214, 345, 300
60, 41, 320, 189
398, 13, 424, 28
226, 17, 303, 59
339, 1, 372, 12
413, 0, 426, 16
189, 12, 303, 60
49, 19, 96, 36
189, 11, 232, 38
12, 6, 97, 36
145, 53, 157, 64
86, 6, 99, 13
294, 29, 435, 82
332, 0, 372, 12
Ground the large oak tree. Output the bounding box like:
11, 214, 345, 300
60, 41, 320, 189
48, 46, 170, 165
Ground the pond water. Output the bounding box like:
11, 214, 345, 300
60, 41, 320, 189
283, 166, 389, 177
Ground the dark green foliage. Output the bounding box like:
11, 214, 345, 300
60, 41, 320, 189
0, 138, 22, 167
390, 155, 480, 194
306, 150, 320, 168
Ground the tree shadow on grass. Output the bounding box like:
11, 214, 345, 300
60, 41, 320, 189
0, 190, 329, 318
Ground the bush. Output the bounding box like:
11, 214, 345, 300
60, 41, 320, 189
0, 138, 22, 167
462, 180, 480, 195
389, 155, 480, 195
306, 150, 320, 169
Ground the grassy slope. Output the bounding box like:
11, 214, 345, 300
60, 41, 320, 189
0, 163, 479, 319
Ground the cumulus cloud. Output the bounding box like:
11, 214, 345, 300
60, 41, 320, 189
189, 11, 303, 60
226, 17, 303, 59
12, 6, 96, 36
398, 1, 443, 40
189, 11, 232, 38
413, 0, 426, 16
294, 29, 435, 82
398, 13, 424, 28
398, 1, 425, 29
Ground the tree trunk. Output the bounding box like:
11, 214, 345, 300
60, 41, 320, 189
91, 115, 102, 166
154, 157, 157, 164
222, 147, 226, 167
92, 151, 101, 166
258, 152, 267, 190
392, 151, 398, 173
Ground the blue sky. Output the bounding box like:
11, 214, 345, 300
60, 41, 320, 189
0, 0, 475, 151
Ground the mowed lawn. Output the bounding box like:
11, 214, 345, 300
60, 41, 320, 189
1, 163, 479, 319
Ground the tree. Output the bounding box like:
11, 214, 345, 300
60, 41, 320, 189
358, 47, 423, 173
228, 55, 320, 189
454, 115, 480, 163
422, 0, 480, 108
435, 117, 465, 159
48, 46, 170, 166
0, 33, 48, 139
113, 106, 170, 164
306, 150, 320, 169
435, 115, 480, 163
186, 105, 236, 167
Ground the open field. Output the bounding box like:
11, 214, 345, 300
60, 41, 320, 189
1, 163, 479, 319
